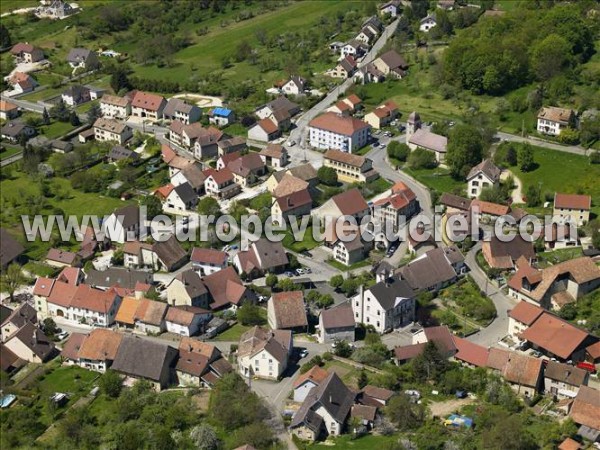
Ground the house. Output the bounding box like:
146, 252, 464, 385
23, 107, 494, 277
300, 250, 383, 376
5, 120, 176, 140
470, 199, 511, 221
0, 100, 19, 121
507, 257, 600, 310
400, 246, 464, 293
76, 328, 123, 372
203, 266, 250, 310
216, 151, 241, 170
130, 91, 167, 120
553, 193, 591, 225
353, 272, 416, 333
371, 50, 409, 79
170, 122, 223, 151
163, 98, 201, 124
165, 306, 211, 337
108, 145, 139, 164
227, 152, 267, 187
392, 342, 427, 365
482, 235, 535, 270
10, 42, 44, 63
406, 112, 447, 162
208, 107, 235, 126
100, 95, 131, 119
507, 300, 544, 341
171, 162, 206, 194
293, 365, 329, 402
313, 188, 370, 223
124, 235, 188, 272
51, 139, 73, 153
308, 112, 370, 152
537, 107, 577, 136
67, 48, 99, 70
520, 312, 596, 361
93, 117, 132, 144
544, 360, 589, 400
248, 118, 280, 142
115, 296, 167, 333
372, 182, 419, 232
255, 96, 301, 121
60, 332, 87, 365
420, 14, 437, 32
217, 136, 246, 156
1, 122, 36, 143
61, 85, 91, 106
111, 335, 178, 390
259, 144, 289, 169
0, 229, 24, 269
267, 291, 308, 331
103, 204, 143, 244
340, 40, 368, 60
327, 100, 353, 117
486, 348, 543, 397
166, 269, 209, 308
363, 16, 384, 35
364, 101, 399, 129
327, 55, 357, 79
45, 248, 81, 268
318, 302, 355, 344
569, 386, 600, 438
452, 337, 490, 368
355, 27, 377, 45
1, 303, 37, 342
354, 63, 386, 85
69, 284, 122, 327
467, 159, 501, 199
234, 238, 289, 277
190, 248, 228, 276
237, 326, 292, 380
323, 149, 379, 184
272, 188, 312, 225
4, 323, 55, 363
176, 338, 232, 387
290, 372, 354, 441
203, 168, 240, 199
351, 404, 378, 430
359, 385, 395, 406
281, 76, 306, 96
163, 144, 195, 177
379, 0, 401, 17
7, 72, 37, 94
412, 325, 458, 358
164, 182, 198, 211
332, 232, 373, 266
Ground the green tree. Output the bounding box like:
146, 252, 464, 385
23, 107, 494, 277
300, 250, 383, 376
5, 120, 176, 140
340, 278, 358, 297
518, 143, 535, 172
43, 318, 58, 337
1, 263, 25, 301
110, 67, 131, 93
140, 195, 163, 218
333, 340, 353, 358
530, 33, 572, 81
592, 226, 600, 250
387, 141, 410, 162
69, 111, 81, 126
265, 273, 278, 288
412, 341, 449, 382
189, 423, 219, 450
316, 293, 334, 308
42, 107, 50, 125
86, 103, 102, 125
50, 99, 70, 122
446, 125, 485, 178
100, 369, 123, 398
386, 394, 426, 431
407, 147, 437, 169
357, 369, 368, 389
197, 196, 221, 217
330, 274, 344, 289
276, 277, 297, 292
482, 415, 537, 450
0, 24, 11, 48
317, 166, 338, 186
237, 303, 265, 326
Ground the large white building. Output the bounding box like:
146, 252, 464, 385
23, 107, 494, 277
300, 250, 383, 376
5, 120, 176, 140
237, 326, 292, 380
308, 112, 370, 153
537, 107, 576, 136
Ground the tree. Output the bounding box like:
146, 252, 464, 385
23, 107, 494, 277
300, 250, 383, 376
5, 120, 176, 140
505, 144, 517, 166
86, 103, 102, 125
189, 423, 219, 450
197, 196, 221, 217
141, 195, 163, 219
530, 34, 572, 81
445, 125, 484, 178
42, 107, 50, 125
110, 67, 131, 93
518, 143, 535, 172
410, 0, 430, 19
386, 394, 426, 431
42, 318, 58, 337
1, 264, 25, 301
412, 341, 449, 382
482, 415, 537, 450
340, 278, 358, 297
69, 111, 81, 126
237, 303, 265, 326
265, 273, 278, 288
357, 369, 368, 389
316, 293, 334, 308
99, 369, 123, 398
333, 340, 353, 358
50, 99, 70, 122
592, 226, 600, 250
330, 274, 344, 290
317, 166, 338, 186
407, 147, 437, 169
0, 24, 11, 48
387, 141, 410, 162
276, 277, 297, 292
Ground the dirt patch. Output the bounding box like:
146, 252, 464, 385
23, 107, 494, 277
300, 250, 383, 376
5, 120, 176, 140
191, 391, 211, 413
428, 397, 475, 418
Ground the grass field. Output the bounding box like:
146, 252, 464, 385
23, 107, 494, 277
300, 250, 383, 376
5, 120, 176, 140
536, 247, 584, 269
306, 434, 399, 450
0, 145, 23, 161
0, 0, 38, 14
403, 166, 464, 195
283, 227, 320, 253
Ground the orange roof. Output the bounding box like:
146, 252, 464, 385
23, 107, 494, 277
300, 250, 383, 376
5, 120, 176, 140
0, 100, 18, 112
586, 341, 600, 360
558, 438, 582, 450
345, 94, 362, 106
470, 199, 510, 216
179, 337, 220, 360
452, 337, 489, 367
309, 112, 370, 136
554, 193, 591, 211
131, 91, 165, 111
293, 365, 329, 388
570, 386, 600, 430
77, 329, 123, 361
70, 284, 119, 314
257, 118, 279, 134
47, 281, 78, 308
204, 167, 234, 185
115, 296, 138, 325
33, 277, 55, 297
154, 183, 174, 199
508, 301, 544, 326
520, 312, 589, 359
161, 144, 176, 163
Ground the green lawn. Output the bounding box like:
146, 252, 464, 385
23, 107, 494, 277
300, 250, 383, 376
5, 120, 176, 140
0, 0, 38, 13
509, 145, 600, 217
438, 276, 497, 327
20, 87, 63, 102
39, 120, 77, 139
0, 145, 23, 161
327, 258, 372, 272
211, 323, 251, 341
306, 434, 399, 450
536, 247, 584, 269
283, 226, 320, 253
403, 166, 464, 195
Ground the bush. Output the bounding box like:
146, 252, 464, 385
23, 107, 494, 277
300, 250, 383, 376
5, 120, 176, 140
589, 151, 600, 164
407, 147, 437, 169
317, 166, 338, 186
557, 128, 579, 145
387, 141, 410, 162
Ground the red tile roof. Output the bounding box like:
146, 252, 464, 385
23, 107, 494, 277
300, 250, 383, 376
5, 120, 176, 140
77, 329, 123, 361
309, 112, 370, 136
293, 365, 329, 388
70, 284, 119, 314
570, 385, 600, 429
191, 248, 227, 265
554, 193, 591, 211
452, 337, 489, 367
470, 199, 510, 216
270, 291, 307, 329
131, 91, 165, 111
33, 277, 55, 297
520, 312, 589, 359
204, 168, 234, 185
257, 118, 279, 134
508, 301, 544, 326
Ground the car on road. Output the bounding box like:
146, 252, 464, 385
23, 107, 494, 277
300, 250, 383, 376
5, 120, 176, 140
386, 245, 398, 257
295, 268, 304, 276
379, 143, 386, 149
287, 140, 296, 146
284, 271, 294, 277
384, 131, 392, 137
57, 331, 70, 341
299, 349, 309, 358
531, 350, 542, 358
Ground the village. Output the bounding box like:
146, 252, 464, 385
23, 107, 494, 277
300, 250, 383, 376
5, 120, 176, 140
1, 1, 600, 449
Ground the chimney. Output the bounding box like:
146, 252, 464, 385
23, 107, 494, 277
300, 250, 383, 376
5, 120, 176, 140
287, 197, 292, 207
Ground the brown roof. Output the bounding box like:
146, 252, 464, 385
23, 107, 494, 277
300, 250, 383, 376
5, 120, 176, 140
331, 188, 369, 216
362, 385, 395, 401
0, 229, 25, 268
134, 298, 168, 326
483, 235, 535, 269
487, 348, 542, 387
586, 341, 600, 360
0, 100, 18, 112
537, 106, 575, 124
467, 159, 501, 182
320, 302, 355, 330
190, 248, 227, 265
508, 301, 544, 325
71, 284, 119, 314
394, 343, 426, 361
409, 129, 447, 153
46, 248, 78, 265
470, 199, 510, 216
227, 152, 265, 177
544, 360, 588, 386
351, 404, 377, 422
324, 148, 367, 168
93, 117, 129, 134
276, 189, 312, 213
115, 296, 138, 325
520, 312, 589, 359
131, 91, 165, 111
61, 332, 86, 361
204, 167, 235, 185
77, 329, 123, 361
0, 344, 21, 371
270, 291, 307, 329
378, 49, 408, 70
273, 174, 309, 198
176, 349, 209, 377
11, 42, 36, 54
345, 94, 362, 106
423, 325, 457, 355
256, 118, 279, 134
47, 281, 79, 308
570, 386, 600, 429
178, 337, 220, 360
288, 163, 318, 182
440, 193, 471, 211
554, 193, 591, 211
203, 266, 247, 309
293, 365, 329, 388
238, 326, 291, 364
260, 143, 286, 159
166, 306, 208, 327
452, 337, 489, 367
101, 94, 130, 107
309, 112, 369, 136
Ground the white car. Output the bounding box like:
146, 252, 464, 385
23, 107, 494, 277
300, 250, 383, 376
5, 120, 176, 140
287, 140, 296, 146
299, 349, 309, 358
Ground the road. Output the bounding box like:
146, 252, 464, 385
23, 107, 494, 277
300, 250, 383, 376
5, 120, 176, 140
464, 242, 517, 347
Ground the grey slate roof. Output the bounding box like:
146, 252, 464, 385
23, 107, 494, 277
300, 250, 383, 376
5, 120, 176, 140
544, 360, 588, 386
85, 268, 153, 290
0, 228, 25, 267
112, 205, 140, 229
399, 247, 457, 291
10, 322, 55, 361
163, 98, 196, 116
175, 269, 208, 300
109, 146, 138, 161
367, 274, 415, 311
67, 48, 93, 63
467, 159, 501, 182
173, 182, 197, 204
111, 335, 178, 382
251, 238, 289, 270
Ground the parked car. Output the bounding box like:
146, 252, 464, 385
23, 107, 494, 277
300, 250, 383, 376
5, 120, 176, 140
379, 143, 386, 149
299, 349, 309, 358
57, 331, 70, 341
284, 271, 294, 277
